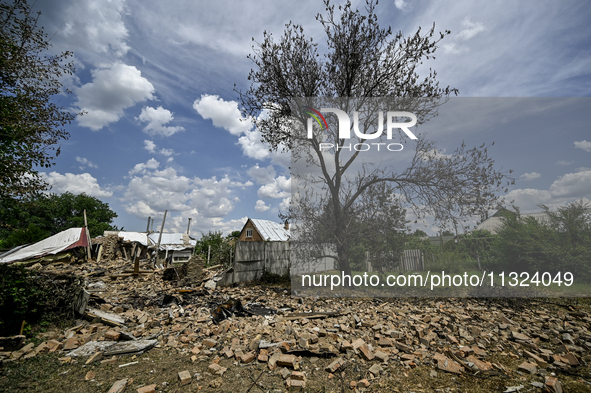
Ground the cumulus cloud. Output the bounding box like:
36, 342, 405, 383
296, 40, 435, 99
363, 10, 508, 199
247, 164, 276, 185
129, 158, 160, 175
574, 140, 591, 152
257, 176, 291, 199
193, 94, 252, 136
123, 161, 253, 233
520, 172, 541, 181
144, 140, 157, 153
35, 0, 129, 61
279, 197, 291, 212
505, 169, 591, 212
255, 200, 270, 212
137, 106, 185, 137
75, 63, 155, 130
75, 156, 98, 169
41, 172, 112, 198
238, 129, 270, 160
548, 169, 591, 198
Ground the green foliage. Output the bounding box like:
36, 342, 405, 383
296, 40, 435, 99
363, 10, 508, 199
0, 223, 50, 248
488, 200, 591, 281
0, 264, 48, 335
0, 192, 119, 245
0, 0, 80, 198
194, 231, 235, 267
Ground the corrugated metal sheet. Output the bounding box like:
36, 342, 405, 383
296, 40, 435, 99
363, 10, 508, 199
251, 219, 290, 241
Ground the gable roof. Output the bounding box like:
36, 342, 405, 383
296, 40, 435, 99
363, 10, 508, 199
248, 219, 290, 241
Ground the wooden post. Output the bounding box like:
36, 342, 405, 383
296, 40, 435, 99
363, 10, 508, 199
97, 244, 103, 263
83, 209, 91, 260
207, 245, 211, 265
186, 218, 192, 235
146, 216, 151, 232
156, 210, 167, 264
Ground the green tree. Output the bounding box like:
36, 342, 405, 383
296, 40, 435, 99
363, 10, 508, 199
0, 192, 120, 246
0, 0, 80, 198
194, 231, 235, 267
489, 200, 591, 281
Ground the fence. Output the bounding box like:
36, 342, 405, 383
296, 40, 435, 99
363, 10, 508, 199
365, 249, 424, 272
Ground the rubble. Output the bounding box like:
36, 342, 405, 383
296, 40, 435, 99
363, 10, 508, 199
3, 241, 591, 393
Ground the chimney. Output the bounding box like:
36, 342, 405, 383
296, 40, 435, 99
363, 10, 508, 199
284, 220, 289, 230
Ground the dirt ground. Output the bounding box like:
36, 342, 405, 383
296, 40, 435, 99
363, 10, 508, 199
2, 295, 591, 393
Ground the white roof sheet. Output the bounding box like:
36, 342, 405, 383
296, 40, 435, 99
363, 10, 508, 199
117, 231, 152, 246
148, 233, 196, 250
0, 228, 87, 264
251, 219, 290, 241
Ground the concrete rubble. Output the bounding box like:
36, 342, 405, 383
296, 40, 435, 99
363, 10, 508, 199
1, 249, 591, 391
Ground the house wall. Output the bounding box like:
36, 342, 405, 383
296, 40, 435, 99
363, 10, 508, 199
238, 220, 264, 242
217, 241, 290, 285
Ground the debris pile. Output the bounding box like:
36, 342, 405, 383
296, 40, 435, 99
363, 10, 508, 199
1, 244, 590, 392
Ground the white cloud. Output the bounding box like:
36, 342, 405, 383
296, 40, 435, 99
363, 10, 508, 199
504, 169, 591, 212
123, 162, 252, 234
257, 176, 291, 199
279, 197, 291, 212
75, 156, 98, 169
129, 158, 160, 175
457, 17, 486, 41
35, 0, 129, 61
574, 140, 591, 152
394, 0, 409, 12
247, 164, 276, 185
520, 172, 541, 181
255, 200, 270, 212
548, 170, 591, 198
238, 129, 270, 160
193, 94, 252, 136
75, 63, 155, 130
41, 172, 112, 198
555, 160, 573, 166
137, 106, 185, 137
144, 140, 156, 153
160, 148, 175, 156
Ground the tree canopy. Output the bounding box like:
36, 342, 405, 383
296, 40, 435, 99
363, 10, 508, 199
239, 0, 514, 279
0, 0, 79, 198
0, 192, 120, 248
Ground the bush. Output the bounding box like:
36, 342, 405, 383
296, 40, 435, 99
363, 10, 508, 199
488, 201, 591, 282
0, 264, 84, 336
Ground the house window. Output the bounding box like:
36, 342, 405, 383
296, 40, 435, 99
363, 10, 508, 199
246, 229, 253, 238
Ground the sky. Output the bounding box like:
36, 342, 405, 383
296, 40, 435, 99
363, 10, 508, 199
28, 0, 591, 237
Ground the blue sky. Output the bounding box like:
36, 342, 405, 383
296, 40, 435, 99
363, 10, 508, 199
31, 0, 591, 236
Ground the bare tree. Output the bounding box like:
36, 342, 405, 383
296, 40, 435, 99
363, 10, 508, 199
238, 0, 514, 279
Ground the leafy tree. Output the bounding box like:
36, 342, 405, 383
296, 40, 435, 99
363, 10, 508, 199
0, 0, 80, 198
194, 231, 235, 267
489, 200, 591, 281
0, 192, 120, 246
239, 0, 514, 279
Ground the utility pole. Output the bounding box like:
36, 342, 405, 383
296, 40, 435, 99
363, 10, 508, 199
187, 218, 192, 235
